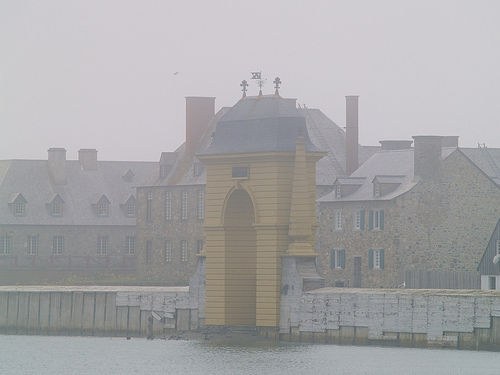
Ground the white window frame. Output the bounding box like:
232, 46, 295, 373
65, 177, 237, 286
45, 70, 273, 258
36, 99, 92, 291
53, 202, 62, 216
53, 236, 63, 255
15, 202, 25, 215
165, 240, 172, 262
125, 236, 135, 255
27, 236, 38, 255
331, 249, 344, 270
97, 236, 108, 255
0, 236, 12, 255
197, 189, 205, 220
374, 183, 380, 197
127, 203, 135, 216
334, 210, 342, 230
181, 191, 188, 220
335, 185, 341, 198
98, 203, 108, 216
373, 210, 382, 230
373, 248, 382, 269
165, 191, 172, 220
353, 210, 361, 230
181, 240, 188, 262
496, 239, 500, 256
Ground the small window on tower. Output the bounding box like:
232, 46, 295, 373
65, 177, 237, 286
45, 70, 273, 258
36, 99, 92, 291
232, 166, 248, 179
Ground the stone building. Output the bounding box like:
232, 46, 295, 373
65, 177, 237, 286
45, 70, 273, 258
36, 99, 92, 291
135, 93, 377, 284
317, 137, 500, 289
0, 148, 156, 284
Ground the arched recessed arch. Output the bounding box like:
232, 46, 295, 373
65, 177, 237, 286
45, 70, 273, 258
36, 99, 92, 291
220, 183, 259, 226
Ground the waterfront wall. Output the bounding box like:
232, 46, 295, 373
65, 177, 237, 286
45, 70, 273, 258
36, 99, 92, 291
0, 286, 198, 338
280, 286, 500, 351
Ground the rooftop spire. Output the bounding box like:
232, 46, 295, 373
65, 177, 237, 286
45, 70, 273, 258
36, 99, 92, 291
240, 79, 248, 99
273, 77, 282, 98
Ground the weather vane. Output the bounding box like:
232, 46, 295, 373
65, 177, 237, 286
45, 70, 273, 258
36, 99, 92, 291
251, 71, 266, 96
273, 77, 282, 97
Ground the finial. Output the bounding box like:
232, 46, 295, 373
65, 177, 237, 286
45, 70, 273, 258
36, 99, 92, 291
273, 77, 282, 97
240, 80, 248, 99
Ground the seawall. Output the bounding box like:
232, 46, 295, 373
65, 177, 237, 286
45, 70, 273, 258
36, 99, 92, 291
280, 287, 500, 351
0, 286, 198, 338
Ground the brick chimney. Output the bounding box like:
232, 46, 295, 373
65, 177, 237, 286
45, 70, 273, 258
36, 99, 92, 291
379, 140, 413, 150
78, 149, 98, 171
186, 97, 215, 160
412, 136, 443, 179
345, 96, 359, 175
47, 148, 67, 185
442, 136, 459, 148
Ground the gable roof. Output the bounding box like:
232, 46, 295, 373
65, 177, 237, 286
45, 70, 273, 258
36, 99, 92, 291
0, 159, 156, 226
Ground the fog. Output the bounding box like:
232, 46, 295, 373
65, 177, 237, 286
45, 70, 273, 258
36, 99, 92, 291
1, 0, 499, 161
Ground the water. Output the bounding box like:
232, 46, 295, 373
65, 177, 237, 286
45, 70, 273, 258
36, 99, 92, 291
1, 335, 499, 375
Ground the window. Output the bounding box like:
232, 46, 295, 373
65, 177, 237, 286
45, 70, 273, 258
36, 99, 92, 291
374, 183, 380, 197
146, 241, 152, 262
53, 236, 64, 255
97, 236, 108, 255
353, 210, 364, 230
165, 191, 172, 220
98, 203, 108, 216
165, 240, 172, 262
489, 276, 497, 290
147, 192, 153, 221
335, 185, 341, 198
27, 236, 38, 255
125, 236, 135, 255
15, 202, 25, 216
369, 248, 384, 270
53, 202, 62, 216
127, 203, 135, 216
181, 191, 188, 220
0, 236, 12, 255
330, 249, 345, 269
197, 190, 205, 220
496, 240, 500, 256
181, 240, 188, 262
197, 240, 204, 254
334, 210, 342, 230
369, 210, 384, 230
232, 166, 248, 178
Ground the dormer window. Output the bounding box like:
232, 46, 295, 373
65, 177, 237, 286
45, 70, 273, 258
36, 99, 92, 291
160, 165, 167, 178
120, 194, 136, 218
122, 169, 134, 183
92, 193, 110, 217
46, 193, 65, 217
193, 162, 204, 177
99, 203, 108, 216
8, 193, 27, 217
335, 185, 341, 198
53, 202, 62, 215
15, 202, 25, 215
374, 183, 380, 197
127, 202, 135, 216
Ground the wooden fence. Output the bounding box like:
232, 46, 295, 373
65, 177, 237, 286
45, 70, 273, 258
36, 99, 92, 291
401, 269, 480, 289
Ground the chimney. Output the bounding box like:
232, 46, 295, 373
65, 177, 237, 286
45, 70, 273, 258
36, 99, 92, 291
412, 136, 443, 179
78, 149, 98, 171
345, 95, 359, 175
47, 148, 67, 185
186, 97, 215, 160
379, 140, 413, 151
442, 136, 459, 148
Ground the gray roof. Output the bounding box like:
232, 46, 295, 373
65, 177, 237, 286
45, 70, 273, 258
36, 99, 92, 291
143, 96, 378, 188
0, 159, 156, 226
200, 96, 321, 156
318, 145, 500, 203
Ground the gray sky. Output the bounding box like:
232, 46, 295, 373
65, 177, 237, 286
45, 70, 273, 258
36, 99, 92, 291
1, 0, 499, 161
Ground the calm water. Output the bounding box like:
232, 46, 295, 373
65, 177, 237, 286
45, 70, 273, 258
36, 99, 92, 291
1, 335, 499, 375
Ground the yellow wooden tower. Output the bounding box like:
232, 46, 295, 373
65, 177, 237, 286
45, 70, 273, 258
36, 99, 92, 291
197, 92, 325, 329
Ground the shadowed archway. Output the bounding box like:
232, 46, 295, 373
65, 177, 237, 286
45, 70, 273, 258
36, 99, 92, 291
223, 188, 257, 325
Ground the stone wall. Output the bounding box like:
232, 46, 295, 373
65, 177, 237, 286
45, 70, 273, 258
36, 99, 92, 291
316, 151, 500, 288
135, 185, 204, 283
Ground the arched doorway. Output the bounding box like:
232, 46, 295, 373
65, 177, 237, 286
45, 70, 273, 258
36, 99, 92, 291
223, 188, 257, 325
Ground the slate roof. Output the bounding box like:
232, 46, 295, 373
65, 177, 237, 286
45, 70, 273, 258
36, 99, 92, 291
0, 159, 156, 226
142, 95, 378, 188
318, 145, 500, 203
200, 96, 322, 155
